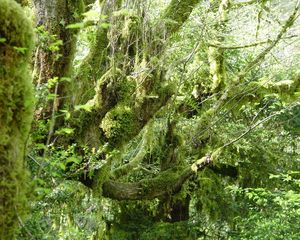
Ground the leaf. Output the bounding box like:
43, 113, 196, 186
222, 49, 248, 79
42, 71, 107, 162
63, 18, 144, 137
74, 103, 93, 112
47, 93, 59, 100
66, 156, 82, 164
66, 22, 84, 29
48, 40, 63, 52
47, 77, 59, 88
0, 37, 6, 43
60, 110, 71, 120
191, 163, 198, 173
35, 143, 47, 150
60, 19, 66, 26
55, 128, 74, 135
83, 10, 99, 18
58, 162, 66, 170
294, 92, 300, 97
13, 47, 28, 54
100, 23, 110, 29
60, 77, 71, 82
35, 187, 51, 195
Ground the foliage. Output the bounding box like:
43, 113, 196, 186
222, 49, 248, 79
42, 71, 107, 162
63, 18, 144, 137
3, 0, 299, 239
229, 172, 300, 239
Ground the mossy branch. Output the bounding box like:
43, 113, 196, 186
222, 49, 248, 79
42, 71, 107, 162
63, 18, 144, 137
162, 0, 199, 36
192, 3, 299, 144
102, 153, 215, 200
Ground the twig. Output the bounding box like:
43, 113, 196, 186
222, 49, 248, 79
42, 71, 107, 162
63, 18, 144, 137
27, 154, 43, 167
222, 112, 279, 149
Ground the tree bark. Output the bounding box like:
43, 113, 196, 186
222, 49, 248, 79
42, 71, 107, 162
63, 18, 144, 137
32, 0, 86, 138
69, 0, 200, 147
0, 0, 34, 238
102, 157, 212, 200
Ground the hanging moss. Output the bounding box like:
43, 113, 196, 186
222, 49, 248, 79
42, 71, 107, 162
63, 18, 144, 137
0, 0, 34, 239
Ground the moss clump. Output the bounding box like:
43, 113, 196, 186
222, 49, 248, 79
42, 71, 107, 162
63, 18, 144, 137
114, 76, 136, 102
101, 104, 136, 146
0, 0, 34, 238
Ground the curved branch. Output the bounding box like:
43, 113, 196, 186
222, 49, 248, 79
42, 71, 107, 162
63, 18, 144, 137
102, 154, 213, 200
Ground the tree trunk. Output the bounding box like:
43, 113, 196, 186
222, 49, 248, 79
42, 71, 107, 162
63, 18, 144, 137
32, 0, 86, 142
0, 0, 34, 238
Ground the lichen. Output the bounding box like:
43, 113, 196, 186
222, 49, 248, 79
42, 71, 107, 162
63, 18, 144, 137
0, 0, 34, 238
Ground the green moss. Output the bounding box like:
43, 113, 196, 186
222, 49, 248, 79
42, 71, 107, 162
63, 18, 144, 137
67, 0, 85, 15
101, 104, 136, 146
140, 166, 186, 197
162, 0, 198, 34
0, 0, 34, 238
15, 0, 28, 6
115, 76, 136, 102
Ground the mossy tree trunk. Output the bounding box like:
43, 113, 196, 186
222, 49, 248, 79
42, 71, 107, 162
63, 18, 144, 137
208, 0, 230, 92
32, 0, 85, 86
31, 0, 298, 217
32, 0, 87, 141
69, 0, 201, 204
31, 0, 212, 228
0, 0, 34, 239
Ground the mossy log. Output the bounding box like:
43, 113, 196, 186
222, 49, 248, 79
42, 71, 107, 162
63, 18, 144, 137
0, 0, 34, 238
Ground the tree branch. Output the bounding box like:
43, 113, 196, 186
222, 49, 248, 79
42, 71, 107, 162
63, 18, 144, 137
207, 35, 298, 49
102, 153, 214, 200
111, 139, 148, 179
209, 3, 299, 113
238, 3, 299, 79
162, 0, 199, 36
232, 0, 258, 8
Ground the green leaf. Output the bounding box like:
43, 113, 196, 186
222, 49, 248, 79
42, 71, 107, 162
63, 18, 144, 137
74, 103, 93, 112
35, 143, 47, 150
294, 92, 300, 97
47, 93, 59, 100
100, 23, 110, 29
48, 39, 63, 52
55, 128, 74, 135
83, 10, 99, 18
0, 37, 6, 43
66, 156, 82, 164
13, 47, 28, 54
60, 110, 71, 120
47, 77, 59, 88
60, 77, 71, 82
58, 162, 66, 170
66, 22, 84, 29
